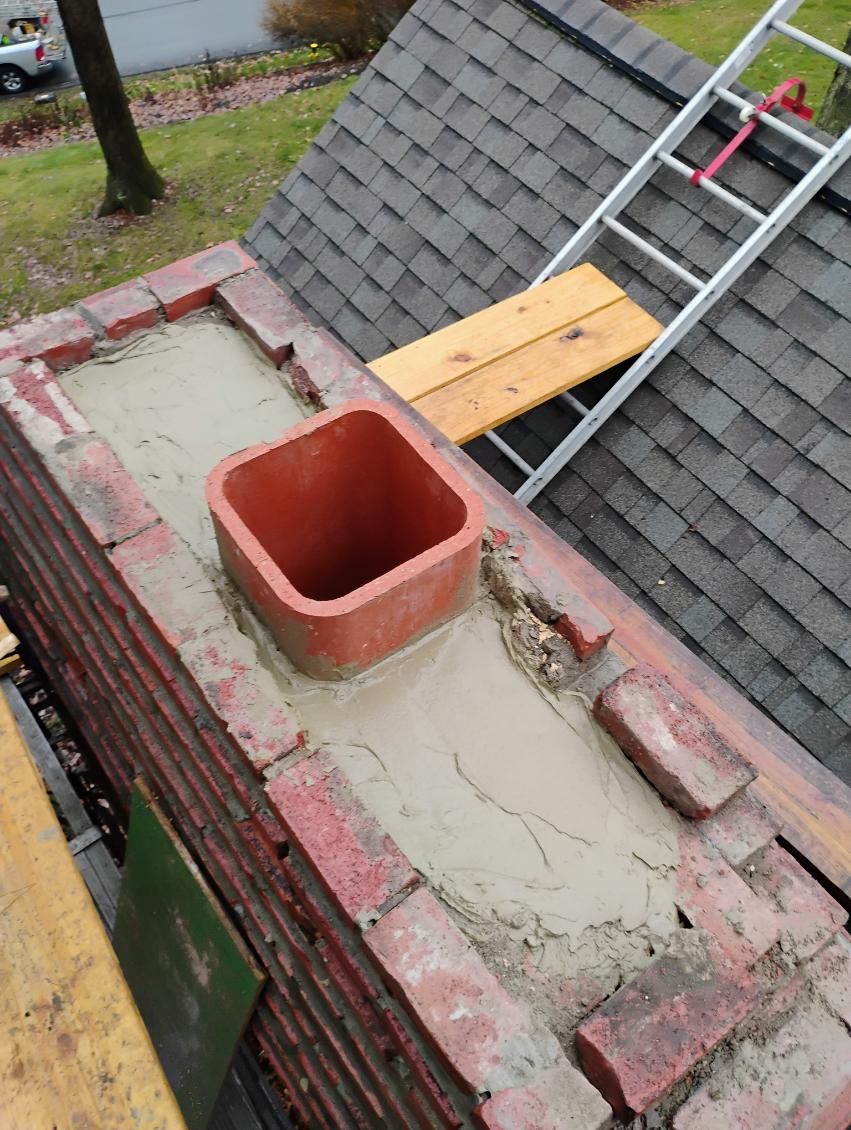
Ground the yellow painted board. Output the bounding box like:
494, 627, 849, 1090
0, 690, 187, 1130
368, 263, 626, 402
412, 298, 662, 445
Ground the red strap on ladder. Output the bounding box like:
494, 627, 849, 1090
690, 77, 813, 186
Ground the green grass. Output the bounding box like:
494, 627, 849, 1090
633, 0, 848, 118
0, 76, 354, 324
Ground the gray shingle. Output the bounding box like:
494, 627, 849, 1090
789, 468, 851, 532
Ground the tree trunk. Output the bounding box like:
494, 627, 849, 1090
817, 25, 851, 138
57, 0, 164, 215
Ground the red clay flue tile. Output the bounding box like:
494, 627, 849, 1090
747, 842, 847, 962
0, 308, 96, 370
216, 269, 310, 366
364, 888, 547, 1095
144, 240, 256, 321
79, 278, 160, 341
207, 399, 485, 679
676, 826, 781, 969
266, 750, 420, 930
699, 786, 783, 868
472, 1061, 612, 1130
575, 933, 758, 1119
593, 663, 756, 818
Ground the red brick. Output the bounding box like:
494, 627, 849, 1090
267, 750, 419, 930
364, 887, 551, 1095
0, 307, 96, 370
47, 435, 160, 547
747, 842, 847, 962
473, 1062, 612, 1129
699, 786, 783, 867
216, 269, 309, 366
575, 933, 758, 1118
78, 278, 160, 341
177, 625, 304, 772
0, 359, 93, 455
676, 826, 781, 969
594, 664, 756, 818
673, 935, 851, 1130
108, 520, 226, 650
144, 240, 256, 321
289, 325, 374, 407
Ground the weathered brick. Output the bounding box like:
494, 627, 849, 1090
472, 1061, 612, 1129
47, 434, 160, 548
0, 307, 96, 370
215, 268, 311, 365
365, 887, 554, 1094
78, 278, 160, 341
675, 827, 781, 968
266, 750, 419, 930
593, 664, 757, 818
699, 787, 783, 867
145, 240, 256, 320
576, 932, 758, 1118
747, 842, 847, 962
0, 359, 93, 456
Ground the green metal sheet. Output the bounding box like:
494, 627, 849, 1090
114, 779, 265, 1130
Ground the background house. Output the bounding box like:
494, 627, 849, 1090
245, 0, 851, 785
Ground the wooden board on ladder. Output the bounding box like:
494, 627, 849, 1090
368, 264, 662, 445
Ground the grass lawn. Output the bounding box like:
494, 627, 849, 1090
633, 0, 848, 118
0, 76, 354, 325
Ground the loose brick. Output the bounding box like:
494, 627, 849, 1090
78, 278, 160, 341
594, 664, 757, 818
365, 888, 556, 1095
699, 786, 783, 867
216, 269, 310, 366
0, 307, 96, 370
266, 750, 420, 930
145, 240, 256, 320
473, 1061, 612, 1129
676, 827, 781, 968
576, 932, 759, 1118
673, 934, 851, 1130
747, 842, 847, 962
0, 360, 92, 455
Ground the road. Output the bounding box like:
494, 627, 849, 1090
56, 0, 277, 80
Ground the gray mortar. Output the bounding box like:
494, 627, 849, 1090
62, 317, 682, 1001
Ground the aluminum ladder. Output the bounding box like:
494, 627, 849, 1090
499, 0, 851, 505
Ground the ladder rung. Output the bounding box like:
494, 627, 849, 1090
713, 86, 831, 156
657, 152, 767, 222
771, 20, 851, 69
559, 390, 590, 418
601, 217, 705, 290
484, 430, 534, 477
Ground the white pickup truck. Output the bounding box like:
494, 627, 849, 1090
0, 37, 56, 93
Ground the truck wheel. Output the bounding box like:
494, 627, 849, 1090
0, 66, 28, 95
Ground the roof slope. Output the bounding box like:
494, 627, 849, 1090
244, 0, 851, 785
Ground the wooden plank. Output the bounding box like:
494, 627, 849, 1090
368, 263, 626, 402
114, 779, 266, 1130
0, 690, 187, 1130
413, 297, 662, 444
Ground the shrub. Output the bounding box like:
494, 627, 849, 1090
263, 0, 413, 60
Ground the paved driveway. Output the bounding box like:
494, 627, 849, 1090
57, 0, 277, 79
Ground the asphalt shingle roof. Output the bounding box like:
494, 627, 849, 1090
245, 0, 851, 784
